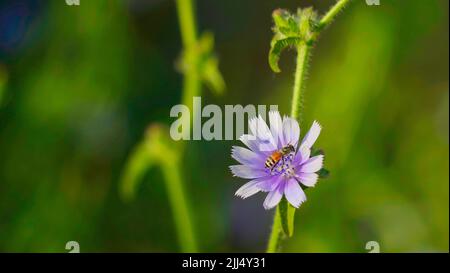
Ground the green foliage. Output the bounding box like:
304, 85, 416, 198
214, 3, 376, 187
0, 0, 447, 253
119, 124, 197, 252
178, 32, 225, 95
267, 0, 355, 253
278, 198, 296, 237
317, 168, 330, 179
269, 8, 319, 73
119, 125, 175, 201
311, 148, 330, 179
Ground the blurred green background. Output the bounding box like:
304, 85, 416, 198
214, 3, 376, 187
0, 0, 448, 252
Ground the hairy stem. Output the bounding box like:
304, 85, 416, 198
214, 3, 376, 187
266, 42, 310, 253
318, 0, 352, 30
266, 0, 351, 253
267, 208, 283, 253
291, 42, 311, 120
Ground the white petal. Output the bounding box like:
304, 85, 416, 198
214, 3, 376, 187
235, 180, 261, 199
299, 155, 324, 173
301, 121, 321, 149
282, 117, 300, 147
249, 115, 277, 151
256, 115, 277, 152
297, 173, 319, 187
230, 165, 268, 179
231, 146, 265, 169
239, 134, 261, 153
269, 111, 283, 147
263, 182, 284, 210
284, 179, 307, 208
248, 117, 259, 137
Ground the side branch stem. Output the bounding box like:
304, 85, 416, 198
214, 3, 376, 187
318, 0, 352, 30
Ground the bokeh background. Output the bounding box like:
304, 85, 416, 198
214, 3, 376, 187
0, 0, 448, 252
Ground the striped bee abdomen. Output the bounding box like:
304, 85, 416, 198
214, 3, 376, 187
265, 151, 282, 169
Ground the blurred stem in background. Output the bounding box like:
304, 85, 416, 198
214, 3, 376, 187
120, 0, 224, 252
121, 125, 198, 252
0, 64, 7, 106
266, 0, 352, 253
177, 0, 225, 114
177, 0, 200, 112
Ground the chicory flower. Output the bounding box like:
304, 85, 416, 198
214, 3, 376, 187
230, 111, 323, 210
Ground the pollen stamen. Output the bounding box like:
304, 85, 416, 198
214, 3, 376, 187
269, 152, 296, 177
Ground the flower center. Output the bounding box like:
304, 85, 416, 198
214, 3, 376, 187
269, 153, 295, 177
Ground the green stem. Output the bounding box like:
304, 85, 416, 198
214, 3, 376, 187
267, 208, 283, 253
161, 159, 198, 252
266, 42, 311, 253
177, 0, 201, 127
0, 66, 7, 106
318, 0, 352, 30
181, 65, 201, 111
266, 0, 352, 253
167, 0, 200, 252
176, 0, 197, 48
290, 43, 311, 120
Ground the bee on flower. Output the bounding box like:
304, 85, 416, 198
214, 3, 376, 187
230, 111, 324, 210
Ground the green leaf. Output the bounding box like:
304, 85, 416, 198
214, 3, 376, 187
278, 198, 296, 237
272, 9, 290, 29
177, 32, 225, 95
202, 55, 225, 95
268, 7, 321, 73
119, 124, 178, 201
119, 141, 154, 201
318, 168, 330, 179
269, 37, 301, 73
310, 147, 329, 178
119, 124, 197, 251
311, 147, 325, 157
197, 32, 225, 94
272, 9, 299, 36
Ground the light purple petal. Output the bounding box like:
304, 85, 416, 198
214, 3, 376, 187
282, 117, 300, 147
231, 146, 265, 169
263, 181, 285, 210
284, 179, 307, 208
235, 180, 261, 199
297, 172, 318, 187
301, 121, 321, 149
293, 145, 311, 166
269, 111, 283, 147
257, 175, 282, 192
248, 117, 259, 137
249, 115, 277, 152
298, 155, 324, 173
230, 165, 268, 179
239, 134, 269, 155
